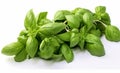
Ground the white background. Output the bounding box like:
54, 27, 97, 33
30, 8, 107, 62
0, 0, 120, 73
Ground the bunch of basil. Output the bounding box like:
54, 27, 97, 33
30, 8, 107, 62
1, 6, 120, 63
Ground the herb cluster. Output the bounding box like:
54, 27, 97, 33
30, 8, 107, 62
2, 6, 120, 63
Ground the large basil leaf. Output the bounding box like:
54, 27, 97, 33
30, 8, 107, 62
65, 15, 82, 29
2, 42, 24, 56
39, 23, 66, 35
85, 34, 105, 56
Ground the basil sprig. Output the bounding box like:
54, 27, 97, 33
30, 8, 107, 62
2, 6, 120, 63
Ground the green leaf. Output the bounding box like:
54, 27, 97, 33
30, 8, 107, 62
24, 9, 36, 31
101, 13, 111, 25
105, 25, 120, 42
60, 44, 74, 63
72, 8, 92, 15
1, 42, 24, 56
53, 36, 64, 44
83, 12, 93, 31
52, 54, 63, 61
36, 12, 47, 24
78, 26, 87, 50
39, 38, 58, 59
39, 37, 60, 59
89, 29, 102, 37
54, 10, 72, 21
57, 32, 71, 42
95, 6, 106, 14
17, 35, 28, 45
70, 33, 79, 47
39, 23, 66, 36
14, 49, 27, 62
85, 34, 105, 57
19, 30, 28, 36
65, 15, 81, 28
26, 36, 38, 58
36, 12, 52, 26
95, 21, 106, 33
38, 19, 52, 26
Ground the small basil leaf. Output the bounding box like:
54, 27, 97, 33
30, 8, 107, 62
101, 13, 111, 25
2, 42, 24, 56
26, 36, 38, 58
17, 35, 28, 45
24, 9, 36, 31
19, 30, 28, 36
78, 26, 87, 50
70, 33, 79, 47
95, 6, 106, 14
89, 29, 102, 37
14, 49, 27, 62
105, 25, 120, 42
36, 12, 47, 24
57, 32, 71, 42
61, 44, 74, 63
52, 54, 63, 61
95, 21, 106, 33
54, 10, 72, 21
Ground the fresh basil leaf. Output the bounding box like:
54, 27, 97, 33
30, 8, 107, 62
24, 9, 36, 31
52, 54, 63, 61
95, 6, 106, 14
85, 34, 105, 56
83, 12, 94, 31
70, 33, 79, 47
38, 19, 52, 26
26, 36, 38, 58
86, 43, 105, 57
78, 26, 87, 50
14, 49, 27, 62
17, 35, 28, 45
72, 8, 92, 15
101, 13, 111, 25
60, 44, 74, 63
2, 42, 24, 56
89, 29, 102, 37
39, 38, 58, 59
19, 30, 28, 36
54, 10, 72, 21
105, 25, 120, 42
57, 32, 71, 42
36, 12, 47, 24
65, 15, 81, 29
95, 21, 106, 33
39, 23, 66, 36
